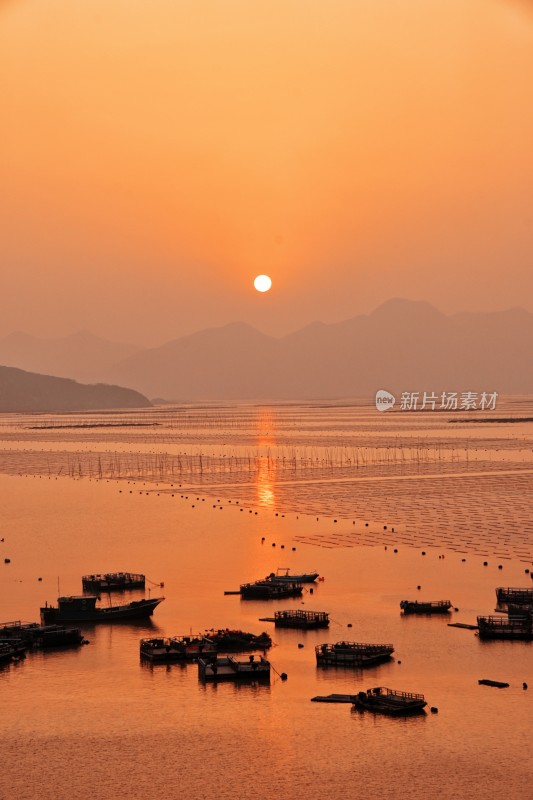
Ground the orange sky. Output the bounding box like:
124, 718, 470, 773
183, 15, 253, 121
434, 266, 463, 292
1, 0, 532, 344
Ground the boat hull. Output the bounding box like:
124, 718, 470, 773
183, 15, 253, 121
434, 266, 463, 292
41, 597, 164, 624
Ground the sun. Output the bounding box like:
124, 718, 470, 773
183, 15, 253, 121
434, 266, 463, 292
254, 274, 272, 292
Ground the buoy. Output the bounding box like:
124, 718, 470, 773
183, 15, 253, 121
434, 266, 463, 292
272, 543, 276, 547
498, 565, 503, 570
384, 525, 387, 530
309, 588, 314, 594
394, 549, 398, 554
4, 558, 10, 564
454, 607, 459, 612
417, 585, 421, 590
38, 577, 42, 581
523, 682, 528, 690
398, 660, 402, 665
292, 547, 296, 551
281, 545, 285, 549
281, 673, 288, 681
483, 562, 488, 566
422, 551, 426, 556
347, 623, 352, 628
298, 643, 304, 649
430, 707, 439, 714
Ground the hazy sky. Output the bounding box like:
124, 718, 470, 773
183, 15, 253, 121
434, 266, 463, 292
1, 0, 532, 345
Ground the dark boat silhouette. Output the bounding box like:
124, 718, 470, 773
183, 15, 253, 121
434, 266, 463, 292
353, 687, 427, 715
40, 595, 164, 624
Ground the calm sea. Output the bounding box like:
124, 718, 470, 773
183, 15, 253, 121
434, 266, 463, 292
0, 403, 532, 799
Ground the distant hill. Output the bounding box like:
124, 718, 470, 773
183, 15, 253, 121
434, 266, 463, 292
0, 365, 151, 412
106, 300, 533, 400
0, 330, 142, 384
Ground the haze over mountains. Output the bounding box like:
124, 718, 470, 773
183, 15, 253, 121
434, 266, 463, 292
1, 300, 532, 402
0, 330, 141, 385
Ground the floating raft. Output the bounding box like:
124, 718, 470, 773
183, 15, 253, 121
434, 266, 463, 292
198, 655, 271, 682
400, 600, 452, 615
477, 615, 533, 640
272, 610, 329, 629
239, 580, 303, 600
495, 587, 533, 606
353, 687, 427, 716
0, 620, 84, 648
311, 694, 356, 703
82, 572, 146, 592
316, 641, 394, 668
140, 636, 217, 662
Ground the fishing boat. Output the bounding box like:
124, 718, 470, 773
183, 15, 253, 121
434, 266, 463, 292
267, 568, 319, 584
495, 587, 533, 606
240, 580, 303, 599
204, 629, 272, 651
477, 615, 533, 640
40, 595, 164, 624
400, 600, 452, 614
140, 636, 217, 662
198, 654, 271, 682
316, 641, 394, 668
82, 572, 146, 592
353, 687, 427, 715
273, 610, 329, 629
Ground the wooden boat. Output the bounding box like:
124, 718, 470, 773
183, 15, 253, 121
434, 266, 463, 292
140, 629, 271, 662
0, 621, 84, 649
477, 615, 533, 640
140, 636, 217, 662
400, 600, 452, 615
203, 629, 272, 651
273, 610, 329, 629
198, 654, 271, 682
267, 568, 319, 584
240, 580, 303, 599
82, 572, 146, 592
353, 687, 427, 715
478, 679, 509, 688
495, 587, 533, 606
40, 595, 164, 624
316, 641, 394, 668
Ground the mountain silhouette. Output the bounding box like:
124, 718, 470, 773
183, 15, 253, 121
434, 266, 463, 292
0, 365, 151, 412
2, 300, 531, 401
106, 300, 533, 400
